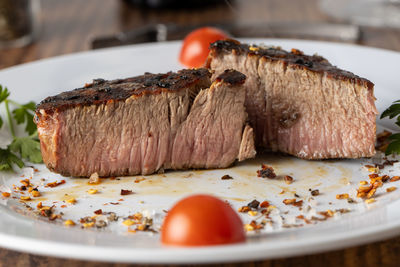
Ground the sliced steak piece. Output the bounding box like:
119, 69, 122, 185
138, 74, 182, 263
35, 68, 255, 177
207, 39, 377, 159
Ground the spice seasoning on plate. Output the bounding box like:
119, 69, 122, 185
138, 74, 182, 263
257, 164, 276, 179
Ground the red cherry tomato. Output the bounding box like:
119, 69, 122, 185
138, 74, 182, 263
179, 27, 228, 68
161, 194, 246, 246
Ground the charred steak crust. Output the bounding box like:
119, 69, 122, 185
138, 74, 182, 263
36, 68, 211, 113
215, 69, 246, 85
207, 39, 374, 90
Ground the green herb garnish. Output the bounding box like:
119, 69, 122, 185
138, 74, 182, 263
0, 84, 42, 171
380, 100, 400, 155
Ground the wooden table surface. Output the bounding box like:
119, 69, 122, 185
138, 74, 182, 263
1, 0, 400, 266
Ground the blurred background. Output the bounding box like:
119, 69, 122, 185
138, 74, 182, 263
1, 0, 400, 70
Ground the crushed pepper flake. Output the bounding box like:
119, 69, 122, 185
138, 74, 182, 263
367, 188, 376, 199
20, 196, 31, 201
252, 220, 264, 229
336, 193, 349, 199
49, 214, 60, 221
130, 212, 143, 221
248, 210, 258, 216
120, 189, 133, 196
31, 190, 41, 197
311, 190, 319, 196
64, 220, 75, 226
382, 175, 390, 183
134, 177, 146, 183
357, 192, 367, 198
2, 192, 10, 197
367, 167, 379, 173
38, 205, 61, 221
318, 210, 334, 218
358, 185, 373, 192
88, 189, 98, 194
387, 186, 397, 192
244, 224, 254, 231
260, 201, 270, 208
123, 219, 135, 226
238, 206, 251, 213
284, 175, 294, 184
370, 177, 382, 184
369, 173, 379, 179
95, 220, 108, 229
83, 222, 95, 228
365, 198, 376, 204
283, 199, 303, 207
357, 185, 374, 198
136, 224, 146, 231
257, 164, 276, 179
94, 209, 103, 215
249, 46, 260, 52
106, 212, 118, 221
390, 176, 400, 182
283, 199, 295, 205
336, 208, 351, 214
221, 175, 233, 180
46, 180, 66, 188
372, 181, 383, 189
296, 215, 312, 224
20, 179, 31, 187
347, 198, 356, 204
311, 215, 328, 221
247, 199, 260, 209
66, 198, 76, 204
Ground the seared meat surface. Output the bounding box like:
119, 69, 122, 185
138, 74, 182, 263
35, 69, 255, 177
207, 39, 377, 159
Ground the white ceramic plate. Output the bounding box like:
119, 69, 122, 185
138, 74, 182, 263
0, 39, 399, 264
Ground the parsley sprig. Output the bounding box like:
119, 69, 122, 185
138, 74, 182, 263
0, 85, 42, 171
381, 100, 400, 155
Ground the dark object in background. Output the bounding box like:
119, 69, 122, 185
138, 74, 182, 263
0, 0, 38, 48
123, 0, 225, 9
92, 23, 361, 49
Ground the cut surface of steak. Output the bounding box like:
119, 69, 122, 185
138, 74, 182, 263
35, 68, 255, 177
207, 39, 377, 159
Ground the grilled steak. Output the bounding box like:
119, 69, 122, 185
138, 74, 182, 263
206, 39, 377, 159
35, 68, 255, 177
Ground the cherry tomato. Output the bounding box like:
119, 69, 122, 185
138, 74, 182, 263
161, 194, 246, 246
179, 27, 228, 68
